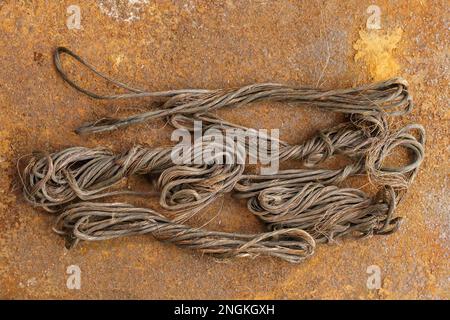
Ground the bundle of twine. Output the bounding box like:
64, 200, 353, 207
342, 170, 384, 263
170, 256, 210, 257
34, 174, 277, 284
17, 47, 425, 263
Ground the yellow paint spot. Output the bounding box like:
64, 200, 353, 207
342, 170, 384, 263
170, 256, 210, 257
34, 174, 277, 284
353, 28, 403, 81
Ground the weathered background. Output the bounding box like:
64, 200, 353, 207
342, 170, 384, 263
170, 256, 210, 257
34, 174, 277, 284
0, 0, 448, 299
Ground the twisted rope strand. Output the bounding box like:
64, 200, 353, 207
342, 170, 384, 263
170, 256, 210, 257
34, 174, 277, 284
54, 202, 316, 263
54, 47, 412, 135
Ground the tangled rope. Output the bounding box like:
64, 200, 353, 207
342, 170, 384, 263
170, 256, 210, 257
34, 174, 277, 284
17, 47, 426, 263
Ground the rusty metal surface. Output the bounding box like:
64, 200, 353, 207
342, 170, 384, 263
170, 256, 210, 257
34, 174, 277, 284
0, 0, 448, 299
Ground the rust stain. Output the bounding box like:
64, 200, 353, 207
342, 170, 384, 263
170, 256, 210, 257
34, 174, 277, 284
0, 0, 448, 299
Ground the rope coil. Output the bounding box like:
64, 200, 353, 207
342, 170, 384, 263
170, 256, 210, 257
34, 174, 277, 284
17, 47, 426, 263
